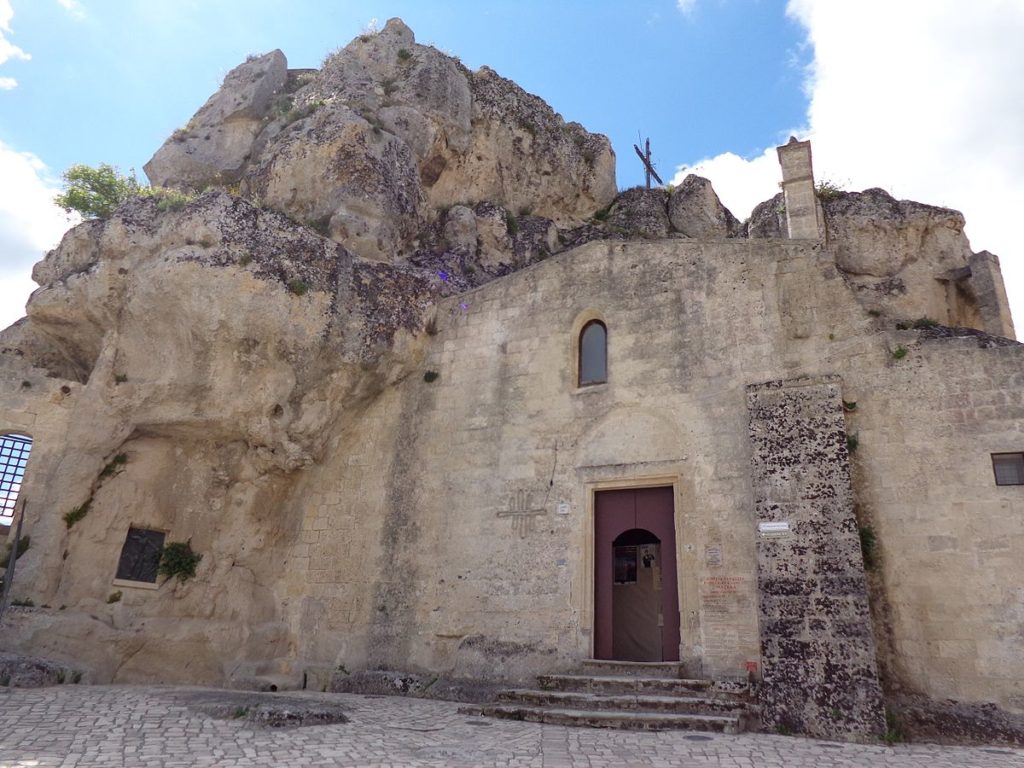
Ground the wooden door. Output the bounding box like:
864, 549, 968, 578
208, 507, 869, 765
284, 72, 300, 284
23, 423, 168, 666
594, 486, 680, 661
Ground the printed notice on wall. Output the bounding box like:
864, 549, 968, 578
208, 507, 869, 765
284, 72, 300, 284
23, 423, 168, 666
639, 544, 657, 568
700, 575, 751, 659
704, 545, 723, 567
758, 521, 791, 537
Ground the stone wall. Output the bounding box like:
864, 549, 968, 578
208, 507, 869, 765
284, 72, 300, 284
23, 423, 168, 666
283, 236, 895, 687
845, 335, 1024, 712
747, 376, 885, 740
3, 229, 1023, 735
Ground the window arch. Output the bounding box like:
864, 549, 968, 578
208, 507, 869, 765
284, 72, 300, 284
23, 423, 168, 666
0, 433, 32, 526
578, 320, 608, 387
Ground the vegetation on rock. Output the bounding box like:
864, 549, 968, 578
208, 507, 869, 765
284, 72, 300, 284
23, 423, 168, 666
159, 541, 202, 582
63, 500, 91, 529
55, 164, 141, 219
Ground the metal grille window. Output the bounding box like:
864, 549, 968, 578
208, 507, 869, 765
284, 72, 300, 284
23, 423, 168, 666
115, 528, 166, 583
992, 453, 1024, 486
0, 434, 32, 526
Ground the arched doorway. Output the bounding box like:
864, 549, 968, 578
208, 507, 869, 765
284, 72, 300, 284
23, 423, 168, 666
593, 486, 680, 661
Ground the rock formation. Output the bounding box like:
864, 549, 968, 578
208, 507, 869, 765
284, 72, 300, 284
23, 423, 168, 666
145, 19, 617, 262
0, 16, 1019, 744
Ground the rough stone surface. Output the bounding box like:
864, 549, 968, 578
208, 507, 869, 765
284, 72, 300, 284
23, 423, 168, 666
247, 101, 425, 261
668, 174, 740, 238
607, 187, 670, 239
442, 205, 478, 253
0, 653, 82, 688
823, 189, 970, 278
888, 694, 1024, 746
1, 685, 1022, 766
175, 689, 350, 727
746, 193, 786, 239
329, 670, 500, 703
144, 51, 288, 189
746, 377, 886, 741
430, 66, 617, 225
0, 191, 438, 685
819, 188, 1008, 329
3, 22, 1023, 747
143, 18, 616, 261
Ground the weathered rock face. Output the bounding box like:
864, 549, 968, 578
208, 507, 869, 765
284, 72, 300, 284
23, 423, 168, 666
745, 193, 785, 239
7, 191, 439, 531
143, 19, 616, 261
428, 66, 617, 226
0, 191, 445, 683
607, 188, 670, 239
3, 17, 1021, 740
247, 102, 425, 261
813, 188, 1011, 333
823, 188, 971, 278
668, 174, 740, 238
145, 51, 288, 189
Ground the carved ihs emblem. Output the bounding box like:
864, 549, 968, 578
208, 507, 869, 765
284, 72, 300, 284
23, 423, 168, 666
498, 489, 546, 538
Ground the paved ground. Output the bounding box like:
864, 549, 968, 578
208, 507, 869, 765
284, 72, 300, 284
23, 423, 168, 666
0, 686, 1021, 767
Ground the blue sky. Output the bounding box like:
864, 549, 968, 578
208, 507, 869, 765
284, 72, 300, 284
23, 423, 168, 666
1, 1, 809, 188
1, 0, 1023, 330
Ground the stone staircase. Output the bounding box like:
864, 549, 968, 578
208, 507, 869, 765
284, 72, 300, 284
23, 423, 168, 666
468, 660, 754, 733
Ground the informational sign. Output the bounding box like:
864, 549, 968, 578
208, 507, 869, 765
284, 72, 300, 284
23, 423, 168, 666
639, 544, 657, 569
758, 521, 791, 537
556, 502, 570, 515
704, 545, 723, 567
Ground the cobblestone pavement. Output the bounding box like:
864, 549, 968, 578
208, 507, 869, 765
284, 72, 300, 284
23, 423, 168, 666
0, 686, 1021, 767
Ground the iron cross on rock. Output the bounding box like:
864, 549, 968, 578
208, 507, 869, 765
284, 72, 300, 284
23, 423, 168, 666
633, 137, 663, 189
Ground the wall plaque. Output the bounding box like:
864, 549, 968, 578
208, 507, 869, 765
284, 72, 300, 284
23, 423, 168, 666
758, 521, 791, 537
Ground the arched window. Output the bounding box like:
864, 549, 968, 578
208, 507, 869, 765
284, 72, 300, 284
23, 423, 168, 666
578, 320, 607, 386
0, 434, 32, 526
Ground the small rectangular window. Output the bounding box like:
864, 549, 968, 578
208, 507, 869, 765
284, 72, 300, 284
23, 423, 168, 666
115, 527, 166, 583
992, 453, 1024, 486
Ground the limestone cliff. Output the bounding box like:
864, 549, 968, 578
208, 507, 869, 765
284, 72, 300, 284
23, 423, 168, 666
0, 16, 1016, 706
145, 19, 617, 261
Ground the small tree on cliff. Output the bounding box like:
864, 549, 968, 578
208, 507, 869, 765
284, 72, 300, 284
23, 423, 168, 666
54, 164, 140, 219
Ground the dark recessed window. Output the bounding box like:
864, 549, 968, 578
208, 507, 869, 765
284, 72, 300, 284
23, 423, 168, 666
115, 527, 166, 583
0, 433, 32, 526
992, 453, 1024, 486
579, 320, 607, 387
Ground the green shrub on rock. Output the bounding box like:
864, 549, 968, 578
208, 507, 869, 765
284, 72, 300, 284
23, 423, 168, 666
55, 164, 141, 219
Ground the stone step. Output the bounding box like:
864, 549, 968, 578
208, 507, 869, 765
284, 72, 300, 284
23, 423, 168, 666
497, 688, 745, 715
537, 674, 732, 698
475, 704, 741, 733
580, 659, 689, 678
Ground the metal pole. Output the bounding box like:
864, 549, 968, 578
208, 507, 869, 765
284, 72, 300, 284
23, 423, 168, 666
0, 499, 27, 622
645, 138, 652, 189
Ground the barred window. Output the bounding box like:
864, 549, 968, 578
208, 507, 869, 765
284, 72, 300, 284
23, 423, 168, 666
992, 453, 1024, 486
0, 434, 32, 526
115, 527, 166, 584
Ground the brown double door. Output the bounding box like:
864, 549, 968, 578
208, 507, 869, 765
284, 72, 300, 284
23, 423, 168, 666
594, 486, 680, 661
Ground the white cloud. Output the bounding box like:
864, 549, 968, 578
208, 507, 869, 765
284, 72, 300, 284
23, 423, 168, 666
676, 0, 697, 15
56, 0, 86, 20
0, 35, 28, 65
672, 0, 1024, 329
672, 146, 785, 220
0, 141, 76, 330
0, 0, 28, 94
